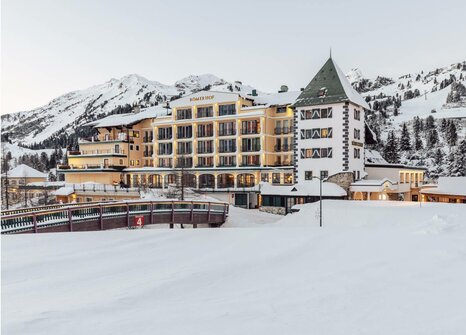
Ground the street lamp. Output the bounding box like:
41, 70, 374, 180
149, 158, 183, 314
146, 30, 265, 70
311, 176, 323, 227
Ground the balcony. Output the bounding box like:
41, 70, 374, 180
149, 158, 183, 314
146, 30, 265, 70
79, 136, 133, 143
143, 136, 153, 143
68, 149, 126, 156
274, 127, 291, 135
196, 163, 214, 168
176, 149, 193, 155
218, 162, 236, 167
157, 135, 172, 140
197, 149, 214, 154
218, 129, 236, 136
270, 161, 292, 167
273, 145, 292, 152
218, 146, 236, 153
157, 151, 172, 156
196, 132, 214, 138
241, 145, 261, 153
241, 128, 260, 135
240, 162, 260, 167
57, 164, 125, 171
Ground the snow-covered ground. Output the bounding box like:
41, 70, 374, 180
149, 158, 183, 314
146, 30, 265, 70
2, 200, 466, 335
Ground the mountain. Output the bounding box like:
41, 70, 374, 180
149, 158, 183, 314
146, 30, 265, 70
1, 73, 256, 148
348, 61, 466, 177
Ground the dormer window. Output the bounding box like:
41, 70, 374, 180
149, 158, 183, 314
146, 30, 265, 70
318, 87, 327, 97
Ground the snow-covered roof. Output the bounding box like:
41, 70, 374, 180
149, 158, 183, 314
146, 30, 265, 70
365, 149, 388, 164
421, 177, 466, 196
351, 178, 397, 187
52, 186, 75, 196
249, 91, 301, 106
333, 60, 371, 109
87, 106, 168, 128
5, 164, 47, 179
260, 181, 347, 197
27, 181, 66, 187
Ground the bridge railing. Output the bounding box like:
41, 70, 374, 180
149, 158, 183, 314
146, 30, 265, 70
1, 200, 229, 234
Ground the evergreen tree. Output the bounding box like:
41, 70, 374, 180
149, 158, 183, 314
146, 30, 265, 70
400, 123, 411, 151
414, 129, 423, 151
383, 131, 400, 163
425, 115, 435, 132
446, 121, 458, 147
451, 139, 466, 176
413, 116, 421, 134
426, 128, 439, 148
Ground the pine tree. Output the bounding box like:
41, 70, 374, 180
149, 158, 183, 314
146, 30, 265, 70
440, 118, 448, 134
414, 129, 423, 150
425, 115, 435, 132
400, 123, 411, 151
413, 116, 421, 134
451, 139, 466, 176
383, 131, 400, 163
446, 121, 458, 147
426, 128, 439, 148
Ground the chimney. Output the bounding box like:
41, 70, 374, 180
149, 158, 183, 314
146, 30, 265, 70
251, 89, 257, 96
300, 88, 304, 91
278, 85, 289, 93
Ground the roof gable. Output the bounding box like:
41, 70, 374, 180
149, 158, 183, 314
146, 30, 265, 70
294, 57, 370, 109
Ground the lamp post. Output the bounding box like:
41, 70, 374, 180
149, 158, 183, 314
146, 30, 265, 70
311, 176, 323, 227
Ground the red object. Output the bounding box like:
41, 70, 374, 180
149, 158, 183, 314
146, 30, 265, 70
133, 215, 144, 227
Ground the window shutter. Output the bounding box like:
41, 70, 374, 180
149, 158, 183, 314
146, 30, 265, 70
328, 108, 333, 118
312, 148, 320, 158
300, 129, 305, 140
300, 111, 305, 120
328, 148, 333, 158
328, 128, 333, 138
300, 149, 305, 159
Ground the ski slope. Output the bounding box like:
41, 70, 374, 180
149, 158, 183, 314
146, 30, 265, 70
2, 201, 466, 335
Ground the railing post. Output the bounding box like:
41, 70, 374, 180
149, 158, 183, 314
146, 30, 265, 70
126, 203, 130, 228
190, 201, 195, 228
33, 213, 37, 233
149, 201, 153, 226
207, 202, 211, 223
223, 204, 227, 223
170, 201, 174, 229
68, 208, 73, 232
99, 205, 103, 230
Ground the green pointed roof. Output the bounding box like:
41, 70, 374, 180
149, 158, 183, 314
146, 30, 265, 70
293, 58, 369, 109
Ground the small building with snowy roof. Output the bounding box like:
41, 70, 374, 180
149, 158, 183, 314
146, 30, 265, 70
260, 180, 347, 215
420, 177, 466, 203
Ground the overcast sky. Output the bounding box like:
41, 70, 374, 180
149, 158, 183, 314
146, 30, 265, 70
2, 0, 465, 115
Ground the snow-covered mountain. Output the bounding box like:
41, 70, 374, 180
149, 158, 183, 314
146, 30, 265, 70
1, 73, 255, 147
348, 61, 466, 177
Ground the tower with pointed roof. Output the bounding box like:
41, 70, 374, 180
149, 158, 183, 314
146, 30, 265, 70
292, 57, 369, 183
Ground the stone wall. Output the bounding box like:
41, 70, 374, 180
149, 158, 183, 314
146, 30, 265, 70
327, 172, 354, 197
260, 206, 286, 215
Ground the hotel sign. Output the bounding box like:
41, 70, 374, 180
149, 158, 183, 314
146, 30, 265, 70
190, 95, 214, 102
352, 141, 363, 147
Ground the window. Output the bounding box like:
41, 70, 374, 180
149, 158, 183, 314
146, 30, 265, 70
197, 106, 213, 118
300, 148, 333, 159
219, 104, 236, 116
300, 128, 332, 139
197, 140, 213, 154
119, 159, 123, 165
261, 173, 269, 182
135, 145, 139, 151
177, 142, 192, 154
305, 171, 313, 180
158, 158, 172, 168
219, 156, 236, 167
177, 108, 192, 120
197, 124, 213, 137
219, 139, 236, 153
284, 173, 293, 184
277, 107, 286, 113
158, 127, 172, 140
197, 156, 214, 167
177, 125, 192, 139
218, 122, 236, 136
241, 155, 260, 166
354, 148, 361, 159
241, 138, 261, 152
272, 173, 281, 184
354, 109, 361, 120
354, 128, 361, 140
300, 108, 333, 120
130, 145, 133, 150
158, 143, 172, 155
131, 130, 140, 138
241, 120, 260, 134
320, 170, 329, 179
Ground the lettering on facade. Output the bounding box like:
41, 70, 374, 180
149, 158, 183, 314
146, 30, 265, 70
352, 141, 363, 147
190, 95, 214, 102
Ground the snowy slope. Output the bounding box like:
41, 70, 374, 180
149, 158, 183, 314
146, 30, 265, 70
2, 200, 466, 335
1, 74, 251, 147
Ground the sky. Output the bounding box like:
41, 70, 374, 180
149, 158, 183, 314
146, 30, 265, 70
1, 0, 466, 115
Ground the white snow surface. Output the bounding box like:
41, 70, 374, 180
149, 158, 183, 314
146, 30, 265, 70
421, 176, 466, 196
4, 164, 47, 178
2, 200, 466, 335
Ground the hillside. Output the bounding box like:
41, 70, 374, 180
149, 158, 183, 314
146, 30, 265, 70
2, 201, 466, 335
1, 74, 256, 148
